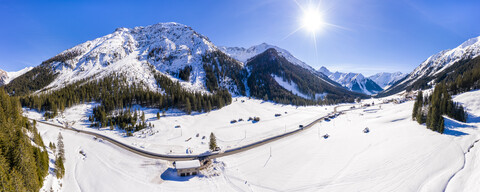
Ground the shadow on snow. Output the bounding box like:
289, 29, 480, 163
160, 168, 200, 182
443, 117, 475, 136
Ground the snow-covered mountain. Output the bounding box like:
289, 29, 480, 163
382, 36, 480, 95
318, 67, 383, 95
0, 67, 33, 86
368, 72, 406, 89
6, 22, 365, 102
37, 22, 220, 93
245, 49, 365, 102
0, 69, 7, 86
219, 44, 365, 100
220, 43, 316, 72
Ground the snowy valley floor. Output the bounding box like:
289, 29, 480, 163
31, 92, 480, 191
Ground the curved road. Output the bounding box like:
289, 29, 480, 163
31, 104, 356, 161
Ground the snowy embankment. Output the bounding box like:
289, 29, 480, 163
31, 90, 480, 191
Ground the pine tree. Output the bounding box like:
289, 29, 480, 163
0, 153, 13, 191
412, 100, 419, 121
416, 107, 424, 124
209, 132, 217, 151
55, 156, 65, 178
412, 91, 423, 120
57, 132, 65, 160
186, 98, 192, 115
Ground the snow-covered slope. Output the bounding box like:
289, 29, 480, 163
410, 36, 480, 81
368, 72, 406, 89
0, 67, 33, 86
272, 74, 312, 99
220, 43, 316, 72
318, 66, 383, 95
39, 22, 220, 93
384, 36, 480, 95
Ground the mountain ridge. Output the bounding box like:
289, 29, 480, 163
4, 22, 364, 105
318, 66, 383, 95
368, 72, 406, 89
381, 36, 480, 96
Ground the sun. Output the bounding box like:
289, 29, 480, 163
301, 7, 324, 33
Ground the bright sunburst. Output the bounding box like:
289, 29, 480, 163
301, 8, 325, 33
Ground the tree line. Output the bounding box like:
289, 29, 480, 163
0, 89, 49, 191
20, 72, 231, 133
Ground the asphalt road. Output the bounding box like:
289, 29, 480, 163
30, 104, 354, 161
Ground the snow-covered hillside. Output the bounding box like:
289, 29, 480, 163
32, 89, 480, 191
368, 72, 406, 89
389, 36, 480, 92
0, 67, 33, 85
318, 66, 383, 95
220, 43, 316, 72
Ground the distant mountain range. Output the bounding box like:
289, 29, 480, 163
368, 72, 407, 90
317, 66, 405, 95
318, 67, 382, 95
2, 22, 364, 104
3, 21, 479, 103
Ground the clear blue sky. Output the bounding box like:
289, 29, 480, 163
1, 0, 479, 76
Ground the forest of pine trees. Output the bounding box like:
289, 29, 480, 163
20, 72, 231, 134
412, 83, 468, 133
0, 89, 49, 191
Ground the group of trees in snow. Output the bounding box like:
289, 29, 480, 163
178, 65, 192, 82
20, 72, 231, 133
0, 89, 49, 191
413, 83, 467, 134
90, 108, 149, 135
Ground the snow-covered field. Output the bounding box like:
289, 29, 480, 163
33, 90, 480, 191
26, 97, 334, 155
